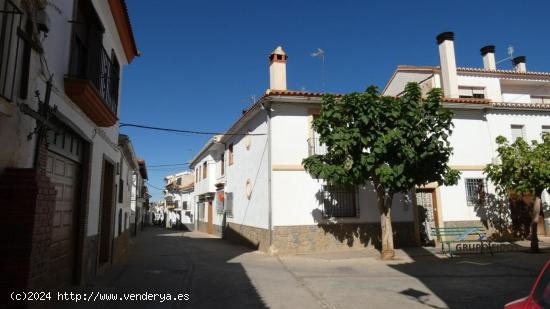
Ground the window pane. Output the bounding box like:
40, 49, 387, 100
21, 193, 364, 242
465, 178, 487, 206
322, 185, 356, 217
511, 125, 525, 141
532, 96, 544, 104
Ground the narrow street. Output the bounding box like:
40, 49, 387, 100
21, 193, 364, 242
51, 227, 549, 309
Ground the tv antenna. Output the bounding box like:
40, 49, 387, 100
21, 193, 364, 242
496, 45, 514, 64
311, 48, 326, 91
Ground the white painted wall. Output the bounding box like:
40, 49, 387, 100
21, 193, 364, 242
224, 111, 269, 229
270, 103, 414, 226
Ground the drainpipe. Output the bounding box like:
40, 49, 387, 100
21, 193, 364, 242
261, 99, 273, 251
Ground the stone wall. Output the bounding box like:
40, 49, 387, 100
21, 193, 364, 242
225, 223, 270, 252
197, 221, 223, 237
443, 220, 483, 228
272, 222, 416, 255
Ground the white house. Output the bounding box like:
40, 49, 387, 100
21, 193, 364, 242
0, 0, 139, 289
189, 47, 416, 254
164, 171, 195, 229
383, 32, 550, 240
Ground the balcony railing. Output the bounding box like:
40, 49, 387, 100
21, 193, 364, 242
0, 0, 23, 102
308, 137, 327, 156
67, 39, 119, 116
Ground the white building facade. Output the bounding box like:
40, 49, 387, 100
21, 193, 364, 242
383, 32, 550, 240
189, 47, 416, 254
0, 0, 139, 289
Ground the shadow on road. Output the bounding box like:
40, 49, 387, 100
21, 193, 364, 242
47, 227, 267, 309
389, 247, 548, 309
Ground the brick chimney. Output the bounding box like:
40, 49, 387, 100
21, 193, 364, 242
436, 32, 458, 98
269, 46, 287, 91
513, 56, 526, 72
480, 45, 496, 70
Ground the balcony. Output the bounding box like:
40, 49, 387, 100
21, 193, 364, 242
308, 137, 327, 156
65, 40, 120, 127
0, 0, 23, 104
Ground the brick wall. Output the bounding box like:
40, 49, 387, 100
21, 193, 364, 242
0, 139, 56, 307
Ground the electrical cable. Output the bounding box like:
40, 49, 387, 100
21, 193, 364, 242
119, 123, 266, 136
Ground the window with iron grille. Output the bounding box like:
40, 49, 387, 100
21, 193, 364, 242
225, 192, 233, 217
0, 0, 24, 102
465, 178, 487, 206
199, 203, 205, 220
322, 185, 357, 217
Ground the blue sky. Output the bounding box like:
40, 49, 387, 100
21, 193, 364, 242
119, 0, 550, 200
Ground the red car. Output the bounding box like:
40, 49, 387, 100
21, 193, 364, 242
505, 259, 550, 309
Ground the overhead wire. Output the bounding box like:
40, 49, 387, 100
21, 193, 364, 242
119, 123, 266, 136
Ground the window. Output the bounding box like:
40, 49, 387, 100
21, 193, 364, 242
118, 179, 124, 203
542, 126, 550, 134
225, 192, 234, 218
68, 0, 119, 114
458, 87, 485, 99
182, 201, 188, 210
203, 161, 208, 179
199, 203, 205, 220
321, 185, 357, 218
228, 144, 234, 165
220, 153, 225, 176
511, 125, 525, 142
308, 114, 327, 156
195, 168, 199, 182
176, 177, 182, 186
465, 178, 487, 206
0, 1, 25, 101
531, 96, 550, 104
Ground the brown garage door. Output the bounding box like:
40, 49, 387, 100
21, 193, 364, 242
46, 128, 84, 287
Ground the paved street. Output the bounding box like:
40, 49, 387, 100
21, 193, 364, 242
52, 227, 550, 309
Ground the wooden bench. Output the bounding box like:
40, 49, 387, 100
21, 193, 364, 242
431, 226, 493, 257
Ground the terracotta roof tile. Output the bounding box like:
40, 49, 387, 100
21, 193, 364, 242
492, 102, 550, 110
443, 97, 491, 104
265, 89, 343, 97
457, 67, 550, 77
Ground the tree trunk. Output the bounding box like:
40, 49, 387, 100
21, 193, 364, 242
376, 188, 395, 260
530, 196, 542, 253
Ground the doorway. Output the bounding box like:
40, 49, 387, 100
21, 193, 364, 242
98, 160, 115, 265
416, 189, 439, 246
207, 200, 214, 234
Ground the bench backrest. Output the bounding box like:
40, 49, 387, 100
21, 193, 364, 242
431, 227, 487, 241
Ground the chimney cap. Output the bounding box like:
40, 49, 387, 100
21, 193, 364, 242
271, 46, 287, 56
480, 45, 495, 56
436, 32, 454, 44
512, 56, 526, 65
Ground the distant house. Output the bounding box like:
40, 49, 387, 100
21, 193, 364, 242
164, 171, 195, 230
383, 32, 550, 239
189, 47, 415, 254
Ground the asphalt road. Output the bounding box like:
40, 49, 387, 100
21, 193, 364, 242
45, 227, 550, 309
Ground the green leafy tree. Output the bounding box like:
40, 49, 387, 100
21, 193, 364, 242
303, 83, 460, 259
484, 133, 550, 252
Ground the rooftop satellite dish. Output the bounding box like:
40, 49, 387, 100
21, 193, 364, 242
507, 45, 514, 58
310, 48, 326, 91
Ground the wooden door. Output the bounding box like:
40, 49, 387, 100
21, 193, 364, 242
207, 200, 213, 234
47, 151, 80, 287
